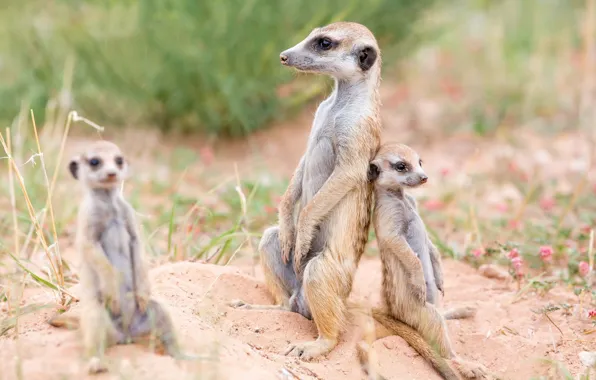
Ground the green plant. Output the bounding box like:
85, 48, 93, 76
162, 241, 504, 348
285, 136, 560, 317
0, 0, 433, 136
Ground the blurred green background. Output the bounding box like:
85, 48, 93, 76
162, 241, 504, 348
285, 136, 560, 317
0, 0, 587, 137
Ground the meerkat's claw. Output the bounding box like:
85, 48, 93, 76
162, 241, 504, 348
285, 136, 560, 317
284, 338, 335, 361
135, 294, 149, 313
409, 277, 427, 304
107, 296, 121, 316
451, 358, 493, 379
87, 357, 108, 374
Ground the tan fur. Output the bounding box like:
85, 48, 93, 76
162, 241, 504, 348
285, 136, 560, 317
48, 141, 198, 373
357, 143, 495, 380
230, 22, 382, 360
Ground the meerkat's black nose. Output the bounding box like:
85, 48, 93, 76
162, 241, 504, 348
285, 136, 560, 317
419, 175, 428, 184
107, 172, 117, 179
280, 54, 288, 64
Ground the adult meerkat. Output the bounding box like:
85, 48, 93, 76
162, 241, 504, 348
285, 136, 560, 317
357, 142, 493, 380
49, 141, 195, 373
230, 22, 382, 360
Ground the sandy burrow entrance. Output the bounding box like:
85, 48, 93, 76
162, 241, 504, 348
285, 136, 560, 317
1, 257, 594, 380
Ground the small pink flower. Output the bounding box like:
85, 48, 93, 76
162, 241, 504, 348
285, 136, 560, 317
579, 261, 591, 277
589, 309, 596, 319
581, 224, 593, 234
471, 248, 484, 258
539, 246, 553, 262
440, 167, 450, 177
507, 248, 519, 259
539, 196, 556, 211
511, 256, 524, 277
495, 203, 508, 213
264, 205, 276, 214
508, 220, 521, 230
423, 199, 445, 211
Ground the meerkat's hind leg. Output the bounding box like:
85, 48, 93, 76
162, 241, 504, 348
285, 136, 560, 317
81, 303, 121, 374
131, 300, 205, 361
231, 226, 296, 311
284, 253, 347, 360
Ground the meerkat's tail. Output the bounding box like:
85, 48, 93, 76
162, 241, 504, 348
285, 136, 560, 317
48, 312, 80, 330
372, 310, 462, 380
443, 306, 477, 320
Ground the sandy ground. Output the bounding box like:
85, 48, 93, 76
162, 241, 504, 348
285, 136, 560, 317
2, 79, 596, 380
1, 256, 594, 380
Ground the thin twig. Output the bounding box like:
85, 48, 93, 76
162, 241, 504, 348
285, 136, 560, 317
544, 312, 563, 336
0, 133, 62, 303
6, 128, 20, 259
31, 110, 65, 301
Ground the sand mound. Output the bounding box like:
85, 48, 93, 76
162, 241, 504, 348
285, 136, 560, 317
1, 258, 593, 379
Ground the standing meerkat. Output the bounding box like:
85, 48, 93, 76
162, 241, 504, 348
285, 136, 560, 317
357, 142, 493, 380
230, 21, 382, 360
49, 141, 196, 373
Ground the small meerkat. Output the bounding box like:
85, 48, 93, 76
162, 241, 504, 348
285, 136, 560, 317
230, 21, 382, 360
48, 141, 196, 373
357, 142, 493, 380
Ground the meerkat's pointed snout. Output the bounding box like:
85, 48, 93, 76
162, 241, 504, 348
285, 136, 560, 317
280, 53, 289, 65
419, 174, 428, 184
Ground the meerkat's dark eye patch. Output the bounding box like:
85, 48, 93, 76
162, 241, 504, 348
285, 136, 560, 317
391, 161, 409, 172
115, 156, 124, 167
357, 45, 377, 71
88, 157, 102, 168
312, 36, 337, 51
419, 159, 423, 167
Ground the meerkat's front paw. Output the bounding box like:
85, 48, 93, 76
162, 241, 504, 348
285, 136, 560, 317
434, 273, 445, 297
409, 275, 427, 304
104, 293, 121, 316
279, 226, 295, 265
135, 281, 151, 313
135, 293, 149, 313
292, 234, 310, 275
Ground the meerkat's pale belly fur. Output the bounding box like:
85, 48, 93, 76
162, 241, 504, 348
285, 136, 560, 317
403, 199, 438, 303
84, 194, 141, 335
293, 87, 377, 314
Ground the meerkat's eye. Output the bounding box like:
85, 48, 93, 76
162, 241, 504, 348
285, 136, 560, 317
89, 157, 101, 168
318, 37, 333, 50
419, 159, 423, 167
392, 162, 407, 172
115, 156, 124, 167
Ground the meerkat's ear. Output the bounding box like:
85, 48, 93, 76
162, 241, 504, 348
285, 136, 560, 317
367, 162, 380, 181
68, 156, 80, 180
357, 45, 377, 71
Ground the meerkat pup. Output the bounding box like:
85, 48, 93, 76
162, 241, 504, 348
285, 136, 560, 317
230, 21, 382, 360
358, 142, 492, 380
49, 141, 195, 373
